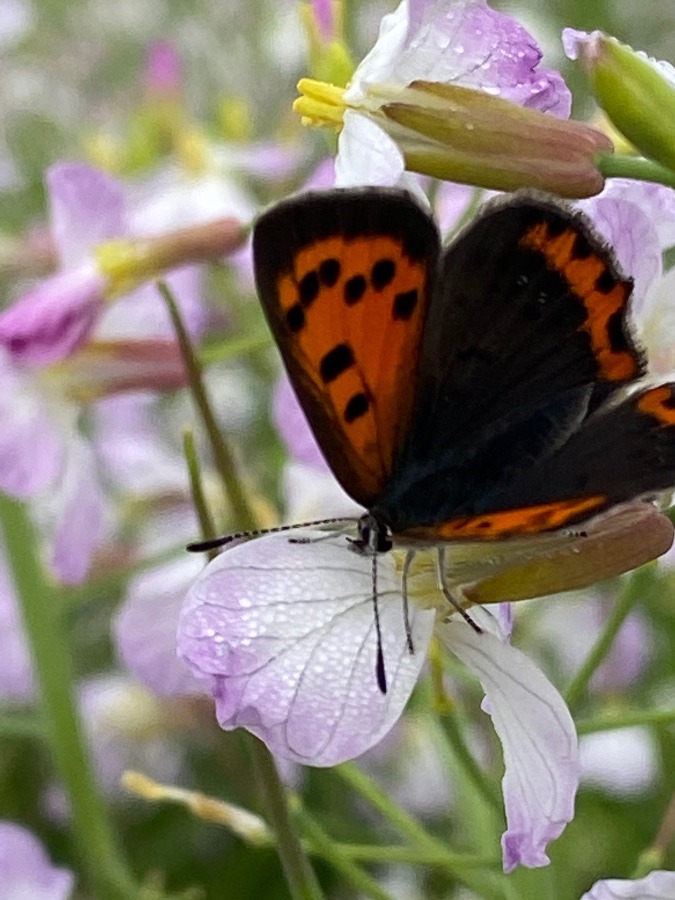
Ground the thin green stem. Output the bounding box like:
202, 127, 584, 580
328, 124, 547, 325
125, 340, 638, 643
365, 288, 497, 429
0, 495, 139, 900
335, 763, 506, 900
182, 428, 217, 548
159, 280, 258, 531
596, 153, 675, 189
198, 330, 272, 367
564, 566, 655, 709
247, 737, 325, 900
334, 843, 499, 869
296, 809, 393, 900
576, 707, 675, 735
440, 710, 502, 812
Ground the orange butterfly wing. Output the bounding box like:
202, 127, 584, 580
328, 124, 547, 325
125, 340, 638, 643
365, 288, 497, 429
253, 188, 440, 508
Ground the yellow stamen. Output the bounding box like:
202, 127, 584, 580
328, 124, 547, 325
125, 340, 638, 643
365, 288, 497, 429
293, 78, 347, 129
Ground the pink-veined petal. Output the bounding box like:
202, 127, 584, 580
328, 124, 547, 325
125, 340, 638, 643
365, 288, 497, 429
580, 194, 662, 316
348, 0, 570, 116
47, 162, 126, 268
437, 618, 579, 873
178, 532, 435, 766
580, 870, 675, 899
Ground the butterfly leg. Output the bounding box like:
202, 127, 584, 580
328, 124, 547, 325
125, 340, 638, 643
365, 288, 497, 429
401, 550, 416, 654
436, 548, 483, 635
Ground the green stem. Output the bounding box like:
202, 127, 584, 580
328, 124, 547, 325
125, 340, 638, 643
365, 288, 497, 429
440, 710, 502, 812
576, 707, 675, 734
335, 763, 506, 900
564, 566, 655, 709
198, 330, 271, 367
0, 495, 139, 899
596, 153, 675, 189
297, 809, 393, 900
247, 737, 325, 900
159, 280, 258, 531
182, 429, 217, 550
334, 843, 498, 869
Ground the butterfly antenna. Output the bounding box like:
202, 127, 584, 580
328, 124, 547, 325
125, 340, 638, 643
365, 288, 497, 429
372, 551, 387, 694
187, 517, 355, 552
401, 550, 415, 654
436, 548, 483, 635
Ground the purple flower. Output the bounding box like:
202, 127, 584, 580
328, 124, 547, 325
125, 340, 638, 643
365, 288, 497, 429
0, 821, 74, 899
178, 532, 580, 872
0, 161, 214, 366
0, 349, 104, 583
347, 0, 570, 115
581, 870, 675, 899
293, 0, 613, 195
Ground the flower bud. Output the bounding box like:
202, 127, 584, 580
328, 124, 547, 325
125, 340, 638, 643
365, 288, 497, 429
565, 29, 675, 171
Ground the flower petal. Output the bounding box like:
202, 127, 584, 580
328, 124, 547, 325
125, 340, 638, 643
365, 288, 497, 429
581, 870, 675, 899
335, 111, 405, 187
47, 162, 126, 268
48, 438, 105, 584
436, 618, 579, 872
0, 821, 75, 899
348, 0, 570, 116
115, 556, 210, 697
579, 194, 661, 316
0, 262, 107, 365
178, 532, 435, 765
0, 351, 64, 496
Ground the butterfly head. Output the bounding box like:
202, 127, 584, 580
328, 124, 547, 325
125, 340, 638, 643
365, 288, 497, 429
352, 513, 393, 555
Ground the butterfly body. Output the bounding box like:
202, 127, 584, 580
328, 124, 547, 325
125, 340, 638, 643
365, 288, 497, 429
253, 187, 675, 546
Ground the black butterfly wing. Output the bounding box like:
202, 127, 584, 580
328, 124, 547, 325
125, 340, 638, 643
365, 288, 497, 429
375, 194, 649, 532
396, 384, 675, 540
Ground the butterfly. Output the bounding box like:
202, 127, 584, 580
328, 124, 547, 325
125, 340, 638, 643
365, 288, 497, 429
194, 187, 675, 690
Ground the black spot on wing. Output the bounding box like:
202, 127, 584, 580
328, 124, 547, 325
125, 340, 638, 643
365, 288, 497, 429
344, 392, 369, 422
371, 259, 396, 290
320, 343, 355, 383
319, 258, 340, 287
299, 271, 320, 307
393, 289, 418, 320
286, 303, 305, 332
344, 275, 367, 305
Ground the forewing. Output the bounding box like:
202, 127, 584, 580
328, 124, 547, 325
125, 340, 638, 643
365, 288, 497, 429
254, 188, 440, 507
